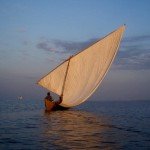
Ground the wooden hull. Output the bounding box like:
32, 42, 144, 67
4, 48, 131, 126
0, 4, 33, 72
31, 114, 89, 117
45, 99, 55, 111
45, 99, 69, 111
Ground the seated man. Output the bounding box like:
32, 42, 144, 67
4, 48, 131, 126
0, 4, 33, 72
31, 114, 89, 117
44, 92, 62, 111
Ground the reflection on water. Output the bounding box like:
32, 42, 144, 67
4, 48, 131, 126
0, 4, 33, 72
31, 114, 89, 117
0, 100, 150, 149
42, 110, 120, 150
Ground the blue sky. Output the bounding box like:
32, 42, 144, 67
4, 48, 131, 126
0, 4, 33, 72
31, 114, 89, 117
0, 0, 150, 101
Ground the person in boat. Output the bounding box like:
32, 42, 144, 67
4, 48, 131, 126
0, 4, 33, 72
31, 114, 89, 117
44, 92, 63, 111
45, 92, 53, 102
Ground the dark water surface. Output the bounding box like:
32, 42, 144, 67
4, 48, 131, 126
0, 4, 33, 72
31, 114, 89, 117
0, 99, 150, 150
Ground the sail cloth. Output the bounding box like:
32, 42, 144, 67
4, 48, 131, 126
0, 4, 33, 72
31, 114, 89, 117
38, 25, 125, 107
38, 60, 69, 95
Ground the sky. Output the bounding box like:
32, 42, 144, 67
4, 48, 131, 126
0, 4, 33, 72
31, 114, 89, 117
0, 0, 150, 101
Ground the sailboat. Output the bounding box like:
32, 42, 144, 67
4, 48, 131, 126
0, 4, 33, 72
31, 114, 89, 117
37, 25, 125, 110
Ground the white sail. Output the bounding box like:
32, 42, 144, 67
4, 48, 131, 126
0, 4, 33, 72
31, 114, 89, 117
38, 60, 69, 96
38, 25, 125, 107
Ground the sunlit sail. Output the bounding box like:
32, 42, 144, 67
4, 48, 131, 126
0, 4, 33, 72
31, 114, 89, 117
37, 25, 125, 107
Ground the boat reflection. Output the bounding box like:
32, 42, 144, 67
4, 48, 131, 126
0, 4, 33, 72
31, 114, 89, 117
41, 109, 120, 149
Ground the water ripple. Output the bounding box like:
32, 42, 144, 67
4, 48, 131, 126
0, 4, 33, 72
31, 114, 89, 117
0, 100, 150, 149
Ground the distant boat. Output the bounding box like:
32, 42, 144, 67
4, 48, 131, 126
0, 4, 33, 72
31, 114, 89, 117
18, 96, 23, 100
37, 25, 125, 108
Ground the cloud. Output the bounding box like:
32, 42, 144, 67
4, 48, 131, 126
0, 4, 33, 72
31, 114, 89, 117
36, 41, 66, 53
114, 50, 150, 70
17, 27, 27, 33
52, 38, 97, 54
36, 34, 150, 70
36, 38, 97, 55
114, 35, 150, 70
37, 42, 54, 52
123, 35, 150, 43
22, 40, 32, 46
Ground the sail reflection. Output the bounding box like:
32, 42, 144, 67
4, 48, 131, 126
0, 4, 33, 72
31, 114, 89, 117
42, 110, 120, 149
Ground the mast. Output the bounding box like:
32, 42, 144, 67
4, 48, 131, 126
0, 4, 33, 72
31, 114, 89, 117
61, 56, 72, 98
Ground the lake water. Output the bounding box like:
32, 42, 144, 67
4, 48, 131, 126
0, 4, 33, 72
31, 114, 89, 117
0, 99, 150, 150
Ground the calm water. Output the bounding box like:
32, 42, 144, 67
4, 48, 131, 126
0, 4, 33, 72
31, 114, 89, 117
0, 99, 150, 150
